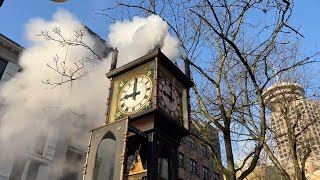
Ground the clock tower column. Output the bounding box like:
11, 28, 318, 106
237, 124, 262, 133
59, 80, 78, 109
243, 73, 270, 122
83, 49, 193, 180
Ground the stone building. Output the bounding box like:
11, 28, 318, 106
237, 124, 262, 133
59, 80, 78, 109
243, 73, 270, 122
0, 33, 21, 85
263, 82, 320, 177
177, 123, 222, 180
0, 30, 112, 180
0, 33, 23, 180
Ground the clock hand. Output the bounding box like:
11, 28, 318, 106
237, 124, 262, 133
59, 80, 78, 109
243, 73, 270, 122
133, 77, 139, 100
163, 89, 174, 103
124, 93, 133, 100
124, 91, 141, 100
124, 77, 141, 100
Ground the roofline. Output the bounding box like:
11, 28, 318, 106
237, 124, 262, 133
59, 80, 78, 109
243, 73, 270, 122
0, 33, 24, 50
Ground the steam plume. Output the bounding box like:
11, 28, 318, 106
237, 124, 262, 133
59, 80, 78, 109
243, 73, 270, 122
0, 8, 179, 173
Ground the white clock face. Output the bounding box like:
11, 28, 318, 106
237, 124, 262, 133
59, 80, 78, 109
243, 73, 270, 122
159, 79, 181, 117
118, 75, 152, 114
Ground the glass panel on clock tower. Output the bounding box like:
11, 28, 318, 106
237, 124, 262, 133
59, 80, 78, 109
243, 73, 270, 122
158, 158, 169, 180
93, 132, 116, 180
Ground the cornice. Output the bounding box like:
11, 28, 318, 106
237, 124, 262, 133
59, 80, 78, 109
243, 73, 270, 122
0, 34, 23, 63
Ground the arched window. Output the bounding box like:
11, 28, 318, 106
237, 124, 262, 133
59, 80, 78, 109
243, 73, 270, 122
93, 132, 116, 180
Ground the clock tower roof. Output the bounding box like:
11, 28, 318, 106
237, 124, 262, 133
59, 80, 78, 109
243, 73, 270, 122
105, 48, 194, 88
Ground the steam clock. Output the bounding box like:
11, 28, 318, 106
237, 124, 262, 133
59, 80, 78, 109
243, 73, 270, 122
83, 49, 193, 180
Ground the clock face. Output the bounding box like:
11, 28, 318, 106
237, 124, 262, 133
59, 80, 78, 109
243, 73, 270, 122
118, 75, 152, 114
158, 79, 182, 117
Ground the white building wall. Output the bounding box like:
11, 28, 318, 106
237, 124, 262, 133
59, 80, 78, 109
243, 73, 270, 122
0, 156, 14, 180
36, 166, 50, 180
0, 61, 19, 84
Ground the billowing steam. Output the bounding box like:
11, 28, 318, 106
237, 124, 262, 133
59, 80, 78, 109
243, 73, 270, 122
0, 9, 179, 175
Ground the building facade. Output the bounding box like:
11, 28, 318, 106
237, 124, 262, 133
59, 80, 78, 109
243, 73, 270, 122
0, 33, 23, 180
0, 30, 111, 180
241, 164, 282, 180
263, 82, 320, 177
177, 124, 222, 180
0, 33, 21, 85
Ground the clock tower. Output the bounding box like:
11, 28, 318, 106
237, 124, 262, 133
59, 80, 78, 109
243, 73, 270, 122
83, 49, 193, 180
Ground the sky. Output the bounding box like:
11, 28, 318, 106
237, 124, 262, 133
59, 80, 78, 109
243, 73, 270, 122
1, 0, 320, 53
0, 0, 110, 46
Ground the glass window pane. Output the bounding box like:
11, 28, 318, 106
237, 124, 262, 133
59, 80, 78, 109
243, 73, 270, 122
178, 153, 184, 167
159, 158, 169, 180
0, 58, 8, 79
26, 161, 40, 180
61, 147, 84, 180
93, 133, 116, 180
202, 166, 208, 180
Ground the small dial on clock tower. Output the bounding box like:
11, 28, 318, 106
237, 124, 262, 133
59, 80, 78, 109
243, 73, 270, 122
158, 79, 182, 117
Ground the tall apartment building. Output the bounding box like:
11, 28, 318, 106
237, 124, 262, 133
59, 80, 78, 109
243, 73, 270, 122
177, 123, 222, 180
263, 82, 320, 176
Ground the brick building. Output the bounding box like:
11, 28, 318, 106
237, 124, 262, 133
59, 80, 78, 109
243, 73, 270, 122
177, 124, 222, 180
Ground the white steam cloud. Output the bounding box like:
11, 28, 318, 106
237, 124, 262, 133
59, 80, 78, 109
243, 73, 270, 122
0, 8, 179, 169
108, 15, 179, 66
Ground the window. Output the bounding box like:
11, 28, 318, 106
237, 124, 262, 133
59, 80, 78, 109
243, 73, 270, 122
189, 159, 197, 174
187, 137, 195, 150
26, 161, 40, 180
93, 132, 116, 180
9, 158, 26, 180
213, 172, 220, 180
0, 58, 8, 80
178, 152, 184, 167
61, 147, 84, 180
34, 133, 47, 155
158, 158, 169, 180
200, 144, 207, 157
202, 166, 208, 180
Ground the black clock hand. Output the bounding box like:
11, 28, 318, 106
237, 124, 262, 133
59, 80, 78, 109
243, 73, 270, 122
133, 77, 138, 100
124, 77, 141, 100
124, 91, 141, 100
163, 89, 174, 103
